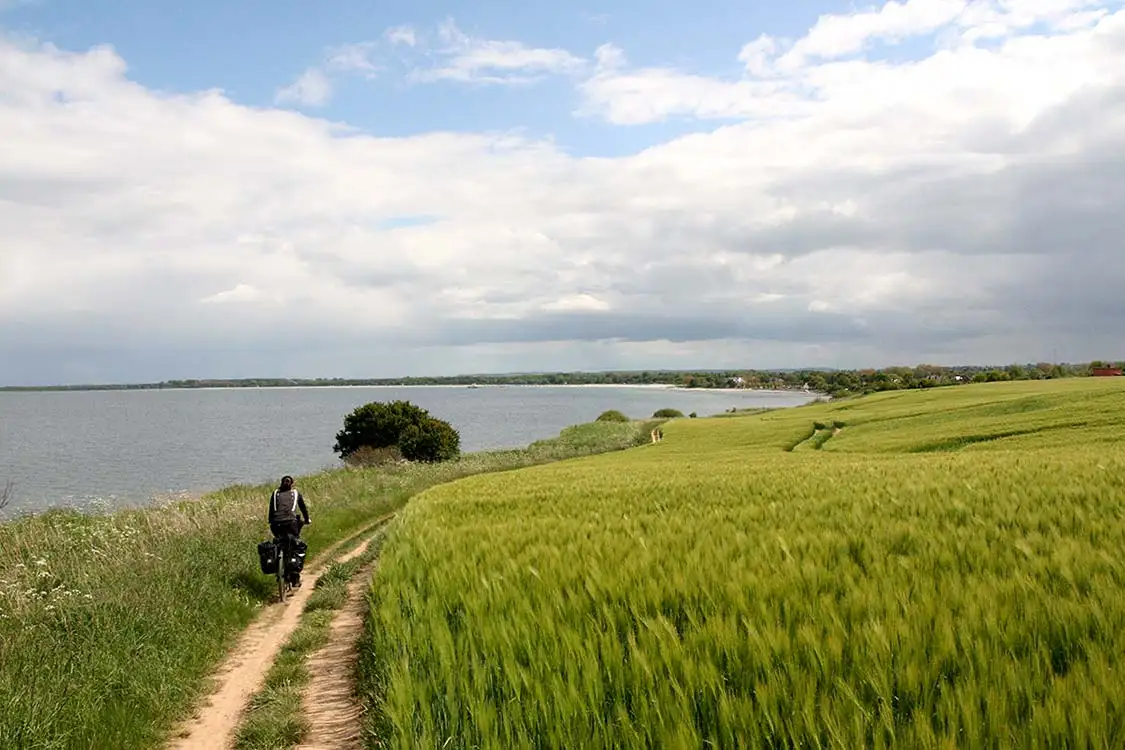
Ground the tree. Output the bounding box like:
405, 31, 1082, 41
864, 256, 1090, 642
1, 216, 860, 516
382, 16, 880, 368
652, 408, 685, 418
596, 409, 630, 422
333, 400, 460, 463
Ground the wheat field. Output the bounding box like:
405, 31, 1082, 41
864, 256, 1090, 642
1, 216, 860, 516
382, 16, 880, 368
359, 378, 1125, 748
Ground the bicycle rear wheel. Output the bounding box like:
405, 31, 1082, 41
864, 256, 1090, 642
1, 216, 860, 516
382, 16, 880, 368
276, 541, 288, 602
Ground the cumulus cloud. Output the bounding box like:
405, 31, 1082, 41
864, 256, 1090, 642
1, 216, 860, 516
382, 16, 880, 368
580, 0, 1119, 123
1, 4, 1125, 384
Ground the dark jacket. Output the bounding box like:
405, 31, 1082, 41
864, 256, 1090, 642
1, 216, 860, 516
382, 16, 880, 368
269, 488, 310, 526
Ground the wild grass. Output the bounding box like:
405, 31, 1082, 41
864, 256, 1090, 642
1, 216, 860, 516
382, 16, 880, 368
358, 377, 1125, 748
0, 418, 650, 749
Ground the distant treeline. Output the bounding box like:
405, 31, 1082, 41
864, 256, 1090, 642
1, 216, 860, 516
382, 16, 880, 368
1, 361, 1120, 397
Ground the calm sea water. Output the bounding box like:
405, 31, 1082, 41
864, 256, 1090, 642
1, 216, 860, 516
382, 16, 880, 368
0, 385, 814, 517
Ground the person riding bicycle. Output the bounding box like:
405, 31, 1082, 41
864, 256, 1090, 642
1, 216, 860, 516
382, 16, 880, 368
268, 475, 310, 587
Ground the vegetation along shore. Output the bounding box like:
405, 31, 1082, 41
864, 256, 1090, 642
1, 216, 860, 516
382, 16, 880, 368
1, 359, 1119, 398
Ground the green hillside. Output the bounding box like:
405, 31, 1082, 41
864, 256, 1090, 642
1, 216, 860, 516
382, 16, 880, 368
359, 377, 1125, 748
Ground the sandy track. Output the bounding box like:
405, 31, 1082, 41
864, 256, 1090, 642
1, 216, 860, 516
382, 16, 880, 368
166, 518, 392, 750
294, 559, 375, 750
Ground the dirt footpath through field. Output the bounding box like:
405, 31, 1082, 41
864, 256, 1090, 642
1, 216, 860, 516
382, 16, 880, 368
294, 557, 376, 750
166, 521, 388, 750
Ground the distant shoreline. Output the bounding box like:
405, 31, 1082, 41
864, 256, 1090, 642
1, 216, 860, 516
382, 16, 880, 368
0, 381, 818, 395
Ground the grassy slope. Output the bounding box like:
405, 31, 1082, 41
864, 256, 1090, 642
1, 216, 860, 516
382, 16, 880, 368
359, 378, 1125, 748
0, 419, 654, 750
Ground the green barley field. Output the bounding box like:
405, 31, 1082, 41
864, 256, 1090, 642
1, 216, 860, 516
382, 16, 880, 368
359, 378, 1125, 748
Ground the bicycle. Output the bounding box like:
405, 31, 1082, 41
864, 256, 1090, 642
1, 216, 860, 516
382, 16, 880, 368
275, 534, 294, 602
261, 531, 307, 603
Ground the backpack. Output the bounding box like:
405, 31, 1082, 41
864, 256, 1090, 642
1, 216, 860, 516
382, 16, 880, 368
270, 488, 301, 518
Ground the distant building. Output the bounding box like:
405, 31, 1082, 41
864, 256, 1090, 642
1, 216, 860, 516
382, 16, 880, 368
1091, 367, 1123, 377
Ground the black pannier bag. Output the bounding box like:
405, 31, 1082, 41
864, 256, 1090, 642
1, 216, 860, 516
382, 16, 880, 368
290, 538, 308, 572
257, 540, 279, 574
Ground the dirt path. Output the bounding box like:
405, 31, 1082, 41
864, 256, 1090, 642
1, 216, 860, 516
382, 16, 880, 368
166, 519, 391, 750
294, 559, 376, 750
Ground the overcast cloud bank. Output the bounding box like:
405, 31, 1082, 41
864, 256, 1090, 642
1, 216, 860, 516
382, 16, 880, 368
2, 2, 1123, 385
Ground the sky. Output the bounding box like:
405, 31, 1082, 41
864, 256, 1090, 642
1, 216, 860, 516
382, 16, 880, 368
1, 0, 1123, 385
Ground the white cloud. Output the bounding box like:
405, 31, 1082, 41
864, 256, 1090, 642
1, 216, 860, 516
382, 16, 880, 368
593, 43, 626, 70
275, 42, 378, 106
200, 284, 267, 305
384, 25, 417, 47
283, 19, 586, 94
737, 35, 780, 76
580, 0, 1122, 124
541, 294, 612, 312
2, 6, 1125, 383
410, 18, 587, 84
776, 0, 970, 71
274, 67, 333, 107
325, 42, 379, 78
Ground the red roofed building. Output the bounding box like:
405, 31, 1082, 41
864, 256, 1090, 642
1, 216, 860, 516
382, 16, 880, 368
1091, 367, 1123, 376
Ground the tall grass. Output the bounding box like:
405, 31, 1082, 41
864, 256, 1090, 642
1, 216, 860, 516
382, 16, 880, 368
0, 419, 650, 749
358, 378, 1125, 747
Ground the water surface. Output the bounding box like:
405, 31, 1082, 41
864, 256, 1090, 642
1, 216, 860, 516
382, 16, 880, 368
0, 385, 814, 516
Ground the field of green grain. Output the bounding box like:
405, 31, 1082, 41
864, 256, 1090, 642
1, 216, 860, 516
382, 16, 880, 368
359, 378, 1125, 748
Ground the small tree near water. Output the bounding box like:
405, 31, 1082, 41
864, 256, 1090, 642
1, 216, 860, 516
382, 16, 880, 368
652, 408, 685, 418
596, 409, 630, 423
334, 400, 461, 463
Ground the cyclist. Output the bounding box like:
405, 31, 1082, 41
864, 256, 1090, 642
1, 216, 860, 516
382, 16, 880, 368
268, 475, 311, 587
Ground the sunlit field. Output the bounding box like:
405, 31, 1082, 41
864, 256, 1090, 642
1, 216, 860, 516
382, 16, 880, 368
360, 378, 1125, 748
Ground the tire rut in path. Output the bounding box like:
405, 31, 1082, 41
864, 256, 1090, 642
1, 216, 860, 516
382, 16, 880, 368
293, 558, 376, 750
166, 518, 391, 750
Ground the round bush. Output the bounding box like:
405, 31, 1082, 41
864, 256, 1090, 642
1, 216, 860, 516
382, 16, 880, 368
399, 417, 461, 463
595, 409, 630, 423
652, 408, 685, 418
333, 400, 461, 463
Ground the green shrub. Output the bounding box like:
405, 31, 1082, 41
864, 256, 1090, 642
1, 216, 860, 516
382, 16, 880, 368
399, 417, 461, 463
652, 408, 685, 418
595, 410, 630, 423
333, 401, 461, 463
